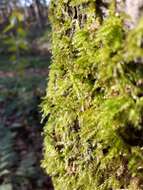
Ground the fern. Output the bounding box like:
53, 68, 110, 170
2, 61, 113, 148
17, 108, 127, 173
0, 124, 17, 187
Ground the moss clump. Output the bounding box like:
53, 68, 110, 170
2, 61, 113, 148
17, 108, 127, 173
41, 1, 143, 189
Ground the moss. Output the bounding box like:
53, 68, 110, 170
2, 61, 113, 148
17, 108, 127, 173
42, 0, 143, 189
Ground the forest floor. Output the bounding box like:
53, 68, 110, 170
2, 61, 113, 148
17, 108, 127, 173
0, 55, 54, 190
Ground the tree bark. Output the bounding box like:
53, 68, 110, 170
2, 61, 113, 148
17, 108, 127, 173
33, 0, 42, 28
125, 0, 143, 28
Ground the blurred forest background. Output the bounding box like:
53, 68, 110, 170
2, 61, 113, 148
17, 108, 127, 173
0, 0, 53, 189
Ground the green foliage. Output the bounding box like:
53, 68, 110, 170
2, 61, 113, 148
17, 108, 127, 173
0, 60, 49, 189
42, 0, 143, 189
0, 124, 16, 178
0, 55, 50, 72
3, 10, 28, 63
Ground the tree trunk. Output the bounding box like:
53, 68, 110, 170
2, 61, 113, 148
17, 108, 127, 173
42, 1, 143, 189
33, 0, 42, 28
125, 0, 143, 28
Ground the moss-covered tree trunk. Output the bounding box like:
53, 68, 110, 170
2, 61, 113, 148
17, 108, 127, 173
42, 1, 143, 189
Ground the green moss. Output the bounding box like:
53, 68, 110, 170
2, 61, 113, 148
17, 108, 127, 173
42, 0, 143, 189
